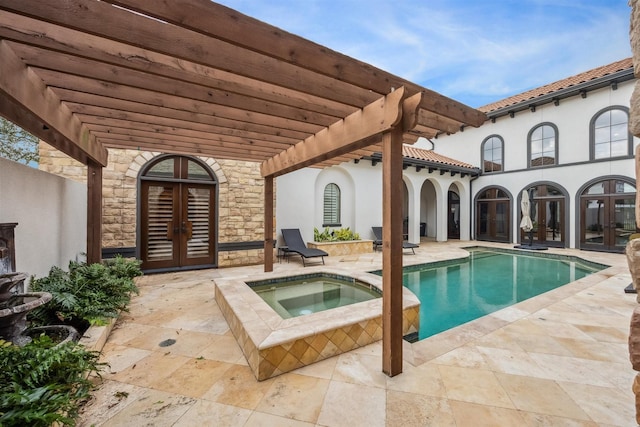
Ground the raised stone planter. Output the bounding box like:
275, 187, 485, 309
307, 240, 373, 257
79, 316, 118, 353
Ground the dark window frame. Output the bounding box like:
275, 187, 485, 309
589, 106, 632, 160
481, 135, 504, 173
527, 122, 558, 168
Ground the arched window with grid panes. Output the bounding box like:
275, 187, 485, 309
528, 123, 558, 167
590, 106, 632, 160
481, 135, 503, 173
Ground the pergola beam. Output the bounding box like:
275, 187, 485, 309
78, 115, 300, 145
86, 125, 295, 152
0, 0, 377, 108
25, 59, 341, 126
104, 0, 487, 126
8, 40, 355, 119
261, 88, 406, 177
58, 94, 317, 138
0, 0, 489, 382
0, 40, 107, 166
98, 138, 273, 162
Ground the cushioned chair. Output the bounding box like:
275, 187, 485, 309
372, 226, 419, 254
281, 229, 328, 266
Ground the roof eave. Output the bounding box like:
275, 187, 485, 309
364, 153, 481, 177
485, 68, 635, 120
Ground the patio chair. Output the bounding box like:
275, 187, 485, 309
281, 229, 328, 266
372, 226, 419, 254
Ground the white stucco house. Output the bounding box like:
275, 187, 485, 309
277, 58, 637, 253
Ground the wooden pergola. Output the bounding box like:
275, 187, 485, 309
0, 0, 485, 376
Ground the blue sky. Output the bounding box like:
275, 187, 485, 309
215, 0, 632, 108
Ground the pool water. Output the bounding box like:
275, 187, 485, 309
249, 274, 380, 319
401, 248, 606, 340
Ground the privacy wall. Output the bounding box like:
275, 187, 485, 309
0, 156, 86, 278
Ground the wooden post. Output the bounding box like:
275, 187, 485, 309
87, 160, 102, 264
382, 125, 404, 376
264, 175, 274, 272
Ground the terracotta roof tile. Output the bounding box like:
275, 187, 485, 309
402, 145, 476, 169
479, 57, 633, 113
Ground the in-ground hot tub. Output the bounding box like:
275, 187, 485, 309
249, 273, 381, 318
215, 269, 419, 381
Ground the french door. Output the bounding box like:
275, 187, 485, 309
476, 188, 510, 242
520, 185, 565, 247
140, 156, 216, 270
580, 179, 635, 252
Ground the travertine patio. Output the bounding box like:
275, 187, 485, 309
79, 241, 637, 426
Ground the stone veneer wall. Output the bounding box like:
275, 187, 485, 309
39, 142, 271, 267
628, 1, 640, 423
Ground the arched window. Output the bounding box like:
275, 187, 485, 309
481, 135, 503, 173
323, 183, 341, 226
590, 107, 632, 160
528, 123, 557, 167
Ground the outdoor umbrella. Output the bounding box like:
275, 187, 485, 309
520, 190, 533, 233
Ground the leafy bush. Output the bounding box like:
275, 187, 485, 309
313, 227, 360, 242
0, 336, 104, 426
29, 255, 141, 331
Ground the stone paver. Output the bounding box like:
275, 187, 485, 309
79, 241, 637, 426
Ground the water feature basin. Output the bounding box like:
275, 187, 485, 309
0, 272, 53, 345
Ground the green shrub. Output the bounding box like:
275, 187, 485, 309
0, 336, 104, 426
313, 227, 360, 242
29, 255, 141, 330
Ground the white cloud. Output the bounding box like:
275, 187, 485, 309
215, 0, 632, 107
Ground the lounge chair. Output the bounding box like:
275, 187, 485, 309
372, 226, 419, 254
281, 229, 328, 266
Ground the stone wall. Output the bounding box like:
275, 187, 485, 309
628, 1, 640, 423
39, 142, 270, 267
631, 0, 640, 138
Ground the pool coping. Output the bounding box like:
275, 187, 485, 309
214, 266, 420, 381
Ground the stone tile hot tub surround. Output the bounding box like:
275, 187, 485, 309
214, 267, 420, 381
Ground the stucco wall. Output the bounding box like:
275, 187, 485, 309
430, 79, 638, 247
0, 157, 86, 278
275, 156, 474, 245
434, 80, 636, 169
277, 77, 637, 249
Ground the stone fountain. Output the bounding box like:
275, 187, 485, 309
0, 224, 78, 345
0, 272, 52, 345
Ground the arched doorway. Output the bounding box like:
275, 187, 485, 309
419, 180, 437, 240
579, 178, 636, 252
520, 183, 568, 248
447, 189, 460, 239
476, 187, 510, 242
139, 155, 217, 271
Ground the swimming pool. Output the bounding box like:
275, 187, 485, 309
248, 273, 381, 318
398, 247, 607, 340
